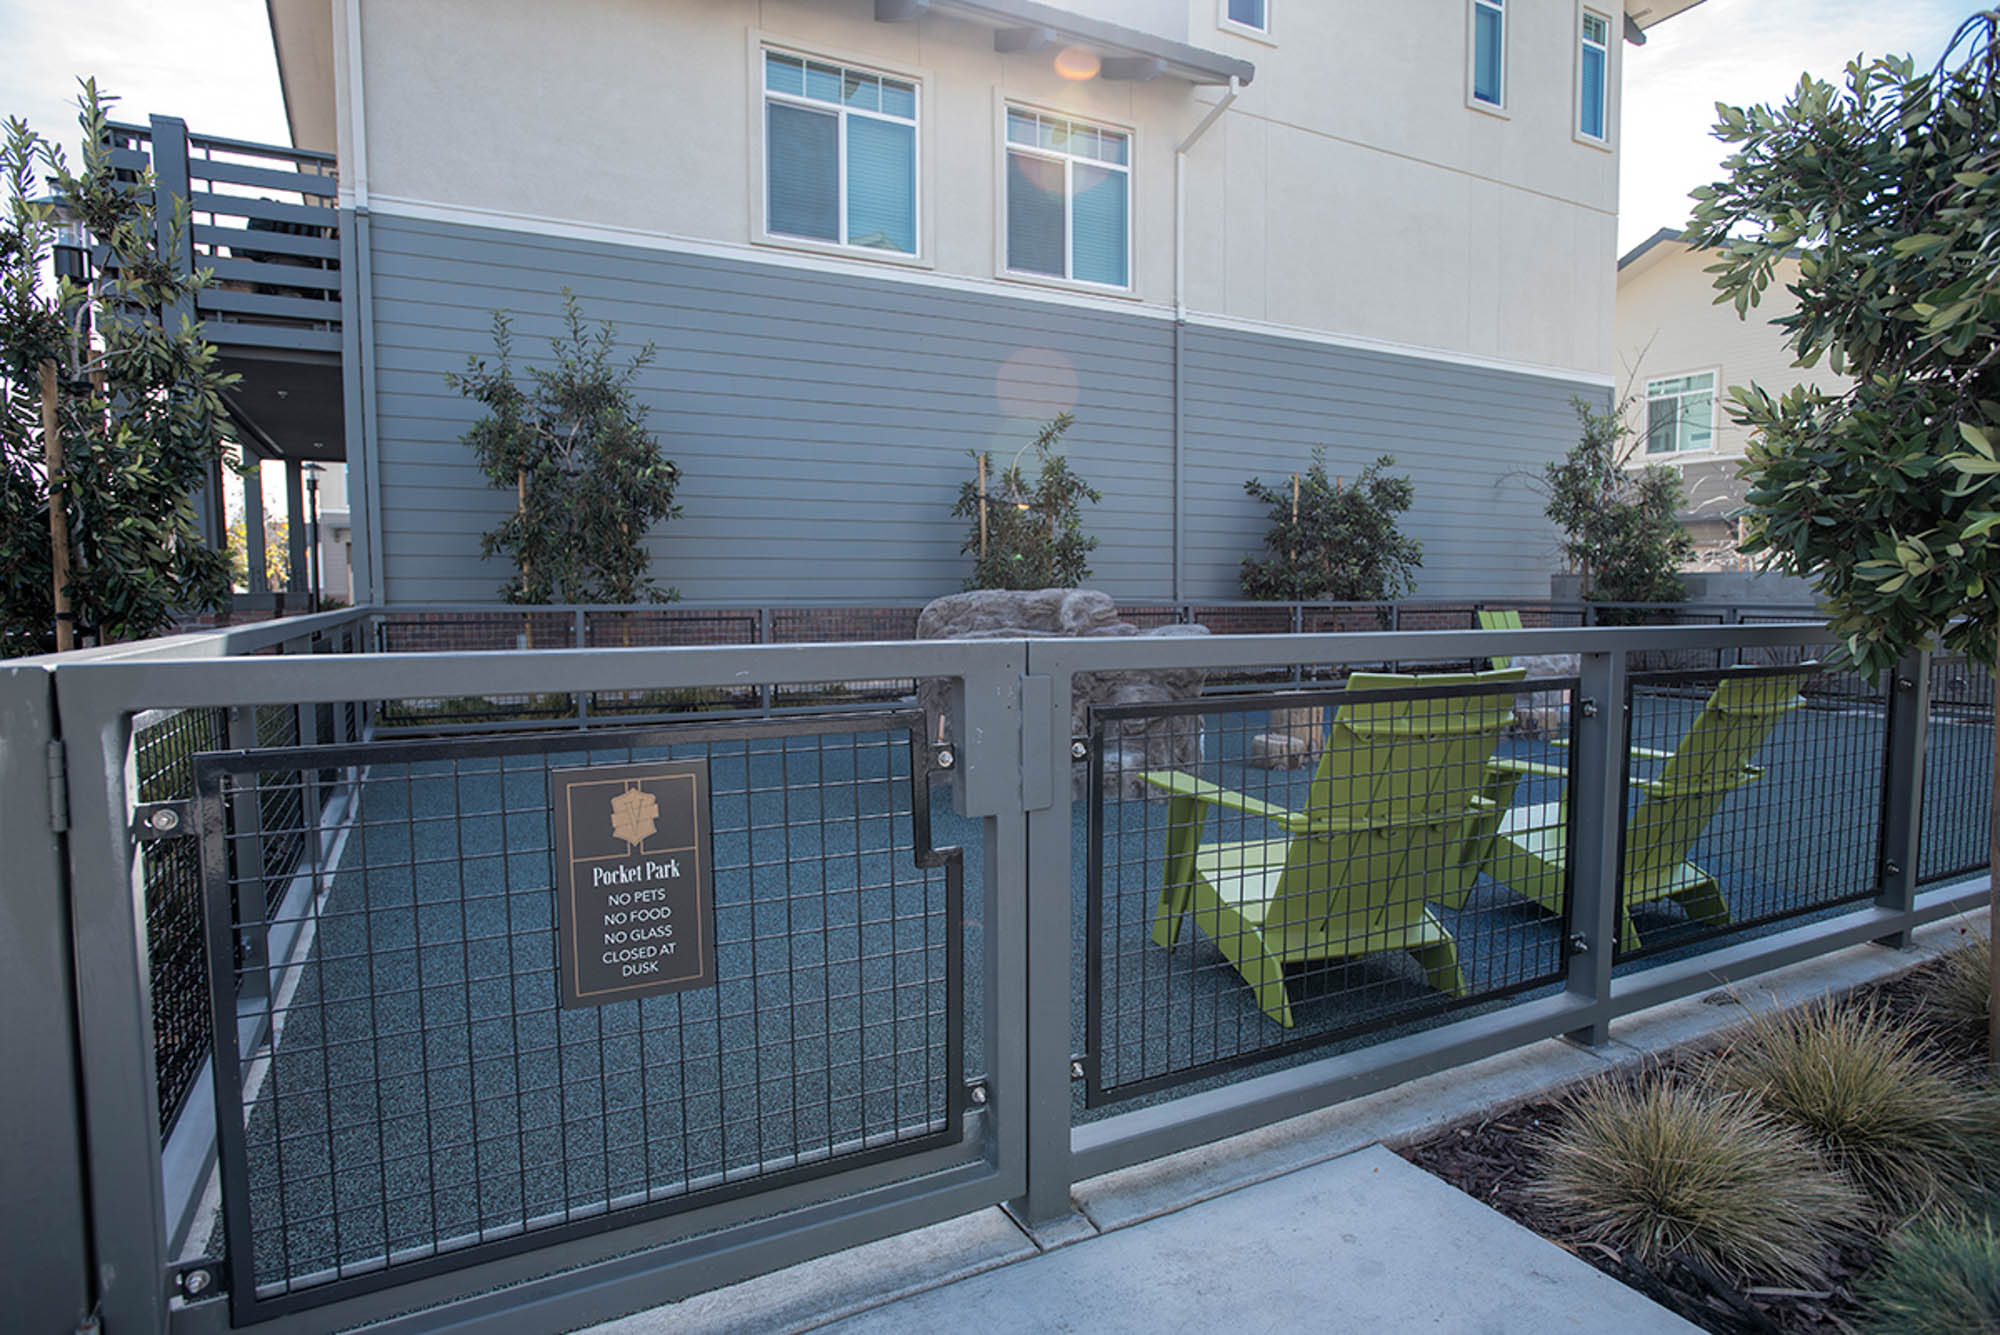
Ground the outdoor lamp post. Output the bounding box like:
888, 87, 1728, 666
303, 462, 323, 613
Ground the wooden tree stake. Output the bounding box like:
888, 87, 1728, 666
1290, 472, 1299, 565
978, 454, 989, 559
1990, 622, 1998, 1064
41, 360, 73, 652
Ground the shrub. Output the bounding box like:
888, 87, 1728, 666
1859, 1216, 2000, 1335
1708, 1000, 2000, 1218
1531, 1077, 1864, 1286
1239, 449, 1421, 602
953, 413, 1100, 590
1541, 396, 1693, 609
447, 290, 682, 604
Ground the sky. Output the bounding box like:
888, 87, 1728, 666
0, 0, 1977, 258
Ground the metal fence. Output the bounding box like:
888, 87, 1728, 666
4, 607, 1990, 1335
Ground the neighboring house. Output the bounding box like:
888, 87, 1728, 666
1614, 227, 1849, 565
250, 0, 1702, 604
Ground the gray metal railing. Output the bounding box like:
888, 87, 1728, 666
103, 119, 340, 355
3, 606, 1987, 1334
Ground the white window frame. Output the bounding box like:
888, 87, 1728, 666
754, 44, 926, 264
998, 102, 1136, 295
1575, 8, 1612, 147
1218, 0, 1274, 44
1467, 0, 1507, 114
1644, 369, 1720, 456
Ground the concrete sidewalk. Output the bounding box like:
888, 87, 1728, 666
591, 917, 1974, 1335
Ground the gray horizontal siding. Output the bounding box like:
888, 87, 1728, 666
364, 213, 1591, 604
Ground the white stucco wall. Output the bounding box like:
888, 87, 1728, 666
1614, 240, 1849, 460
332, 0, 1627, 378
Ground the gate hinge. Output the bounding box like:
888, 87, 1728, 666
45, 740, 68, 834
133, 801, 195, 841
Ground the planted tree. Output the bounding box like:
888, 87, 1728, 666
1542, 397, 1694, 609
1684, 14, 2000, 1052
1, 82, 235, 655
953, 412, 1100, 590
1240, 450, 1422, 602
448, 290, 682, 604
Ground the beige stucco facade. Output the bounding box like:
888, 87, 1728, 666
1614, 233, 1849, 556
273, 0, 1675, 382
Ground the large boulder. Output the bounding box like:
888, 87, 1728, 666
917, 589, 1209, 798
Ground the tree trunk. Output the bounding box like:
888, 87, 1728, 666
41, 361, 73, 652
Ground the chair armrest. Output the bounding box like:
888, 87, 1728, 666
1547, 739, 1677, 760
1487, 757, 1567, 781
1136, 770, 1293, 824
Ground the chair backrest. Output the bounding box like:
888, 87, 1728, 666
1624, 667, 1814, 876
1281, 668, 1524, 930
1477, 609, 1524, 669
1303, 667, 1525, 829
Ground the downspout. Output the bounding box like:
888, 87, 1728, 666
1172, 78, 1238, 602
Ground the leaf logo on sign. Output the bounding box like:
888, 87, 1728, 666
609, 784, 659, 849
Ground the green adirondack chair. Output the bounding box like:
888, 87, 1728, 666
1451, 668, 1812, 953
1477, 608, 1524, 669
1138, 668, 1525, 1028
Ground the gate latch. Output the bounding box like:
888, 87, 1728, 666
133, 801, 195, 841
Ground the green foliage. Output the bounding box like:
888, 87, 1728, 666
952, 413, 1100, 590
447, 291, 681, 604
1859, 1214, 2000, 1335
1239, 450, 1422, 602
1708, 999, 2000, 1219
1542, 397, 1694, 606
1530, 1076, 1865, 1286
1, 81, 234, 654
225, 514, 289, 590
1686, 16, 2000, 679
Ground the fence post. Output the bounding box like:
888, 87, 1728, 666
1012, 646, 1076, 1227
1874, 650, 1932, 948
1564, 649, 1626, 1045
0, 666, 94, 1332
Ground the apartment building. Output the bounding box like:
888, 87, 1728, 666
265, 0, 1703, 603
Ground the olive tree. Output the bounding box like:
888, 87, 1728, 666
1, 83, 234, 654
1685, 13, 2000, 1051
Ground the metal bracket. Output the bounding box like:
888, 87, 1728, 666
965, 1079, 989, 1107
1070, 1057, 1088, 1081
1070, 737, 1089, 761
133, 801, 195, 841
1567, 933, 1590, 955
1578, 699, 1599, 719
172, 1257, 227, 1301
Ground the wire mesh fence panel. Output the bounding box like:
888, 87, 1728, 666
195, 711, 961, 1320
1920, 653, 1993, 885
375, 614, 583, 730
1611, 661, 1886, 963
583, 609, 759, 649
136, 706, 231, 1133
1085, 672, 1574, 1105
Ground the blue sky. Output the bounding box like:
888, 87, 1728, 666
0, 0, 1977, 258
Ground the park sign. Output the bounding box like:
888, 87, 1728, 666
551, 758, 716, 1008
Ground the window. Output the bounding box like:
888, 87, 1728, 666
1645, 372, 1716, 454
1578, 10, 1609, 141
1224, 0, 1268, 32
1004, 108, 1130, 289
1471, 0, 1505, 108
763, 52, 917, 255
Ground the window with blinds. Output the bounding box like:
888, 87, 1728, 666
1471, 0, 1505, 108
1003, 107, 1131, 290
764, 51, 918, 255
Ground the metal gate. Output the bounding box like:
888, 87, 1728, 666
191, 711, 963, 1324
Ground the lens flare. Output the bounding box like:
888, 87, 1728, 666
1053, 46, 1101, 80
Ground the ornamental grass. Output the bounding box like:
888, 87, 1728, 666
1859, 1215, 2000, 1335
1707, 999, 2000, 1220
1530, 1077, 1864, 1287
1923, 933, 1991, 1050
